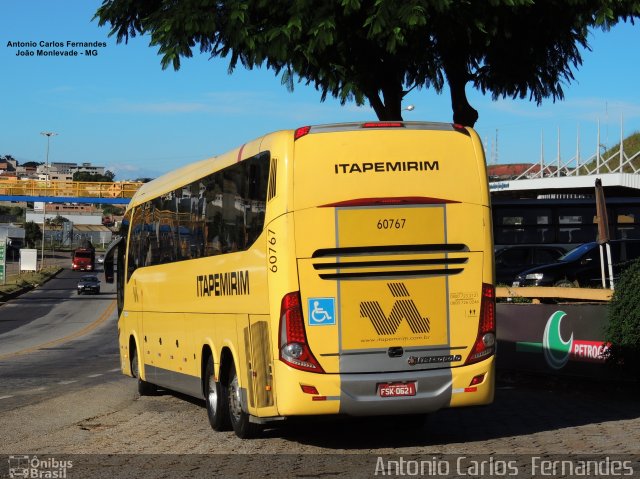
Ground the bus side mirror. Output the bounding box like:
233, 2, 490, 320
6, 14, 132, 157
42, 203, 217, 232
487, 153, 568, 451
102, 237, 123, 284
104, 255, 114, 283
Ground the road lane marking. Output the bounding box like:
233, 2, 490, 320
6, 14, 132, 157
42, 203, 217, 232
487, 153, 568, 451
108, 368, 121, 373
0, 395, 14, 400
58, 380, 78, 385
0, 300, 116, 361
87, 374, 103, 378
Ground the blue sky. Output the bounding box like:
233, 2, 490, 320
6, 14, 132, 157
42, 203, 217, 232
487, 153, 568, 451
1, 1, 639, 180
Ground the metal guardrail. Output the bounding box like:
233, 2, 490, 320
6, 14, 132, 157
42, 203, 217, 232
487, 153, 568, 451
497, 286, 612, 302
0, 180, 143, 199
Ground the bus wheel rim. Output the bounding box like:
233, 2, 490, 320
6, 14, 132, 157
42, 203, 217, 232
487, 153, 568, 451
132, 354, 138, 378
229, 376, 242, 421
208, 373, 218, 411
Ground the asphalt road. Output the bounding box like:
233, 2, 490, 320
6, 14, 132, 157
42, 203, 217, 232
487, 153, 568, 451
0, 267, 120, 411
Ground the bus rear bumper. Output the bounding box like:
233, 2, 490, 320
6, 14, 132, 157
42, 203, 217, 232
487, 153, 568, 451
339, 358, 494, 416
338, 368, 452, 416
272, 358, 494, 418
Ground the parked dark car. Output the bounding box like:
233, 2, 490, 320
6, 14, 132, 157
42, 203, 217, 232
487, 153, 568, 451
513, 239, 640, 287
495, 245, 567, 284
77, 275, 101, 295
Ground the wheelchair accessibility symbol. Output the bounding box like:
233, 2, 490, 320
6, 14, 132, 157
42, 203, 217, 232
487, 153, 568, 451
308, 298, 336, 326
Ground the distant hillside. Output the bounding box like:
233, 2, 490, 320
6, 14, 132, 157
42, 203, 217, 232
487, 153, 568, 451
581, 131, 640, 174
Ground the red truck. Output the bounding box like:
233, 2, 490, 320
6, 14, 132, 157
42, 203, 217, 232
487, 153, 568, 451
72, 247, 95, 271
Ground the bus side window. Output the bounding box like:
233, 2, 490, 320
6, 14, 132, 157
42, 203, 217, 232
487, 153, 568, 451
245, 153, 269, 246
127, 207, 143, 281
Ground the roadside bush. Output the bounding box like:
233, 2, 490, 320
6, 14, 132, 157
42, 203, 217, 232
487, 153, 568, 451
605, 258, 640, 378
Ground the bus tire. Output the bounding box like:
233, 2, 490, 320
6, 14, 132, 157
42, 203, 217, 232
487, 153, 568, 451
131, 347, 157, 396
205, 356, 230, 431
227, 362, 261, 439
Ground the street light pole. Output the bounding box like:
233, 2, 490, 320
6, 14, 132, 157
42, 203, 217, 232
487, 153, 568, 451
41, 206, 45, 270
40, 131, 57, 178
40, 132, 57, 269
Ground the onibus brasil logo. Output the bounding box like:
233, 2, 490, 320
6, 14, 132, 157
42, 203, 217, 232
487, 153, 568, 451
518, 311, 609, 369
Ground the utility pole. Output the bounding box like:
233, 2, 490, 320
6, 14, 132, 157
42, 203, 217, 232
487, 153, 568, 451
40, 132, 57, 269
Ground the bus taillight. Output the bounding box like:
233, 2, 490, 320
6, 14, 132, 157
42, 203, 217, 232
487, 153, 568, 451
294, 126, 312, 140
279, 292, 325, 373
465, 283, 496, 365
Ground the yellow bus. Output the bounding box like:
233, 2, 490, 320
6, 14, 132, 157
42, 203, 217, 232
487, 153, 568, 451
104, 121, 495, 438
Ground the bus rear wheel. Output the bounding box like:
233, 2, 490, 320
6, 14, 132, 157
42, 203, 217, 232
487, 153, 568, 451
205, 357, 230, 431
131, 347, 157, 396
227, 362, 261, 439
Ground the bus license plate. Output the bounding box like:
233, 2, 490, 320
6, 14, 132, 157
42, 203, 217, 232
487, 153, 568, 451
378, 382, 416, 397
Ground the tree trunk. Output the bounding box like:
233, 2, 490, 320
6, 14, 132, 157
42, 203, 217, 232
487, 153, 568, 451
364, 73, 405, 121
443, 60, 478, 127
367, 92, 404, 121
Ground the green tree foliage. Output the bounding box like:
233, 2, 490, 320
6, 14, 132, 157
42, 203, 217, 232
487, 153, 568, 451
0, 205, 25, 222
605, 258, 640, 377
46, 214, 69, 226
102, 204, 125, 216
22, 161, 43, 168
10, 206, 24, 219
24, 221, 42, 248
72, 170, 116, 182
95, 0, 639, 125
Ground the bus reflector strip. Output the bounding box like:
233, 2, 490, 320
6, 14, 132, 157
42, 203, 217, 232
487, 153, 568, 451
320, 197, 459, 208
452, 387, 478, 394
300, 384, 319, 395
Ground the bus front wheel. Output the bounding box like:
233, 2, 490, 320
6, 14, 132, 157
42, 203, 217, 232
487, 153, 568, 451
227, 362, 261, 439
205, 357, 230, 431
131, 347, 157, 396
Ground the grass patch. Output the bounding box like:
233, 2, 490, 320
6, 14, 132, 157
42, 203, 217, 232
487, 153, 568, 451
0, 267, 61, 297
